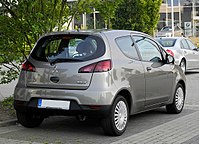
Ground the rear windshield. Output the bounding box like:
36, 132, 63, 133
156, 39, 176, 47
161, 26, 172, 32
31, 34, 105, 63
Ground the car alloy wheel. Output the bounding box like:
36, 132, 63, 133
166, 83, 185, 114
101, 95, 129, 136
175, 86, 184, 111
114, 101, 128, 131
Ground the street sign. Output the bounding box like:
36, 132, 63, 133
184, 22, 192, 37
184, 22, 192, 30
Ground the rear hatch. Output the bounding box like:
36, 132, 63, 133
155, 38, 177, 57
23, 33, 106, 90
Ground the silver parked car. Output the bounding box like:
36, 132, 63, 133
156, 26, 183, 37
156, 37, 199, 73
14, 30, 186, 136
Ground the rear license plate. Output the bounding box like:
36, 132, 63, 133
38, 99, 70, 110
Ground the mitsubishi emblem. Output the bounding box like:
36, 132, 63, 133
52, 64, 58, 73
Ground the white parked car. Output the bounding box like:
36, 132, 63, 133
156, 37, 199, 73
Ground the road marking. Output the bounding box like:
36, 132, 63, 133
111, 111, 199, 144
0, 138, 42, 144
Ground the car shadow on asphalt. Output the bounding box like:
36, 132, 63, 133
30, 108, 167, 137
31, 107, 194, 136
185, 71, 199, 75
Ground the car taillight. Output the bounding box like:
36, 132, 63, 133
166, 49, 174, 57
21, 60, 36, 72
78, 60, 112, 73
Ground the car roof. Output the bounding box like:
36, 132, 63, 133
40, 29, 150, 39
155, 37, 185, 40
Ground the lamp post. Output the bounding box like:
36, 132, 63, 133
192, 0, 195, 37
166, 0, 168, 26
171, 0, 175, 37
178, 0, 181, 27
93, 8, 96, 29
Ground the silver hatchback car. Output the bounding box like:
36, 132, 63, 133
14, 30, 186, 136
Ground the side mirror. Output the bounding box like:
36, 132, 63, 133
166, 55, 175, 64
193, 47, 199, 51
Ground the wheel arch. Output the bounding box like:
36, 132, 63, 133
181, 58, 186, 64
114, 89, 133, 114
178, 80, 186, 96
178, 57, 186, 66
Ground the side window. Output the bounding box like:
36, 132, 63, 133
181, 39, 190, 49
186, 39, 197, 50
133, 36, 162, 62
115, 36, 139, 59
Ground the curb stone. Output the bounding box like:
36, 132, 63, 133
0, 119, 17, 127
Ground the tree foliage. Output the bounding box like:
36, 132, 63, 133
0, 0, 95, 84
94, 0, 123, 28
112, 0, 162, 35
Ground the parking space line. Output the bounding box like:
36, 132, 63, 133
111, 111, 199, 144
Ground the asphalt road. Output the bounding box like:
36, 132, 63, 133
0, 71, 199, 144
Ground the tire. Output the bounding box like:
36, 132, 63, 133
166, 83, 185, 114
180, 60, 186, 74
101, 95, 129, 136
16, 111, 44, 128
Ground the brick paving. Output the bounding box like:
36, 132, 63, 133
111, 111, 199, 144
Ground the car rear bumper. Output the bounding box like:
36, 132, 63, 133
14, 99, 111, 117
14, 85, 115, 105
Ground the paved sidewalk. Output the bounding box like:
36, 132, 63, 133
0, 80, 17, 101
111, 110, 199, 144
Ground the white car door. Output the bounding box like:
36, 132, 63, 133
186, 39, 199, 69
181, 39, 196, 69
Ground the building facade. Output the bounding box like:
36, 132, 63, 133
159, 0, 199, 36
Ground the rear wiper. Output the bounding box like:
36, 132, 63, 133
49, 58, 83, 65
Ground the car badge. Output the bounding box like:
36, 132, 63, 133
52, 65, 58, 73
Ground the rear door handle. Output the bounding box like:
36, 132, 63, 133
146, 67, 152, 71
